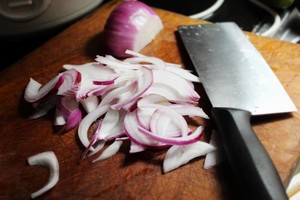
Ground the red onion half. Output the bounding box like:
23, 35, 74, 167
102, 0, 163, 57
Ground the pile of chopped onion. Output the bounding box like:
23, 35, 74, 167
24, 50, 216, 173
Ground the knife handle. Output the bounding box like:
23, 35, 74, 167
211, 107, 288, 200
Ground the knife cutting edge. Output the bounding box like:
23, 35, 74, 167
178, 22, 297, 200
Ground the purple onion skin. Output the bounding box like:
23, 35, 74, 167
102, 1, 159, 58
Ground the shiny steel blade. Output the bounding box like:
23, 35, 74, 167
178, 22, 297, 116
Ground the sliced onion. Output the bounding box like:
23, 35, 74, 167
152, 70, 200, 102
165, 65, 200, 83
139, 103, 190, 136
167, 104, 209, 119
129, 141, 146, 153
102, 0, 163, 57
111, 66, 153, 111
25, 75, 64, 103
80, 95, 99, 113
87, 140, 106, 157
95, 55, 141, 70
143, 70, 199, 104
24, 49, 214, 173
124, 56, 166, 70
124, 109, 162, 147
27, 151, 59, 198
93, 77, 118, 85
93, 140, 123, 162
64, 62, 116, 100
149, 108, 181, 137
95, 108, 121, 140
203, 130, 223, 169
101, 111, 127, 141
55, 96, 82, 132
54, 107, 66, 126
29, 95, 57, 119
100, 80, 138, 108
139, 126, 203, 145
57, 68, 81, 96
163, 141, 216, 173
78, 104, 110, 151
125, 49, 200, 82
80, 120, 103, 160
136, 106, 157, 130
287, 172, 300, 199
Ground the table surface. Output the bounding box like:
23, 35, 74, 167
1, 0, 300, 199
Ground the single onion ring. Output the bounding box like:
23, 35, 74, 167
27, 151, 59, 199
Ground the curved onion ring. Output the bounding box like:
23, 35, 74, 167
27, 151, 59, 198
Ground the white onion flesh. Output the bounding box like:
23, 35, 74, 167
287, 173, 300, 198
163, 141, 216, 173
27, 151, 59, 199
96, 108, 120, 140
93, 140, 123, 162
24, 75, 63, 103
29, 96, 57, 120
203, 130, 223, 169
80, 96, 99, 113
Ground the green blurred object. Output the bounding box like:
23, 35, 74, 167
259, 0, 295, 8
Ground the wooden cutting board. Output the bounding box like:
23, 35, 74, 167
1, 0, 300, 199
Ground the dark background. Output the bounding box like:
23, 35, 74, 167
0, 0, 284, 71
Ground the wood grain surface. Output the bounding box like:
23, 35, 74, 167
1, 0, 300, 199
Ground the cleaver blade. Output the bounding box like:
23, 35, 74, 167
178, 22, 297, 200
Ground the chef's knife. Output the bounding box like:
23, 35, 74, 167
178, 22, 297, 200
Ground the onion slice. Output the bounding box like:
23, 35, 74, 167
55, 96, 82, 132
25, 75, 64, 103
29, 95, 57, 119
111, 66, 154, 111
93, 140, 123, 162
287, 172, 300, 198
139, 125, 203, 145
203, 130, 223, 169
27, 151, 59, 198
163, 141, 216, 173
78, 104, 110, 151
124, 109, 160, 147
57, 68, 81, 96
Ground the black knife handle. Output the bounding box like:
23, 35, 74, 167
211, 107, 288, 200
